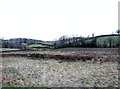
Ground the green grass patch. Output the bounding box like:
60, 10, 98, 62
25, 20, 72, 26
27, 44, 49, 48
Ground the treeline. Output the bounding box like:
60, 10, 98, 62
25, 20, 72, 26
54, 34, 120, 48
0, 38, 43, 49
1, 34, 120, 49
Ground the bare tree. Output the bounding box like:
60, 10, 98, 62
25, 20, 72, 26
54, 35, 69, 48
116, 29, 120, 34
92, 33, 94, 37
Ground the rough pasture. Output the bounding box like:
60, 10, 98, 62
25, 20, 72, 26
1, 48, 119, 87
1, 48, 119, 62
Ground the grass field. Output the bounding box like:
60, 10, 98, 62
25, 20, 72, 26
96, 36, 118, 46
27, 44, 49, 48
1, 48, 119, 87
0, 48, 20, 52
86, 35, 119, 47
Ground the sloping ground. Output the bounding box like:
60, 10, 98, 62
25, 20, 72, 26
38, 41, 54, 46
27, 44, 50, 48
55, 34, 120, 48
2, 57, 118, 87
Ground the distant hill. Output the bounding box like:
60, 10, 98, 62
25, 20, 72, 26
1, 38, 43, 48
8, 38, 43, 44
54, 34, 120, 48
1, 34, 120, 49
26, 41, 54, 49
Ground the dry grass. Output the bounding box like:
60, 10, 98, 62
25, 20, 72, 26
1, 48, 119, 87
1, 49, 119, 62
2, 56, 118, 87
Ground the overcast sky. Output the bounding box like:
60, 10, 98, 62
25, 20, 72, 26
0, 0, 119, 41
